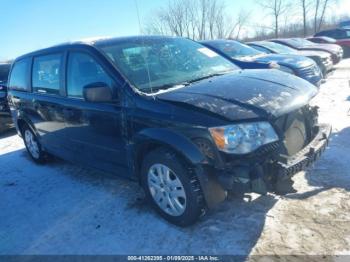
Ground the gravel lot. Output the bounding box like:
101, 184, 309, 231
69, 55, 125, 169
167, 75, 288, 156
1, 59, 350, 257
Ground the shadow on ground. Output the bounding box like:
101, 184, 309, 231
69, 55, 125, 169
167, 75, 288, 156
0, 134, 278, 257
284, 126, 350, 200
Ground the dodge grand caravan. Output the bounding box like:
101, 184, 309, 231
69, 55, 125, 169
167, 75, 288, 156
7, 36, 331, 226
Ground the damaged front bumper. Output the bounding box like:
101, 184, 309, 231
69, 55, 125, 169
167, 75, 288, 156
199, 124, 332, 206
276, 124, 331, 181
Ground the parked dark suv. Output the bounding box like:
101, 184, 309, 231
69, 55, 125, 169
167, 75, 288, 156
8, 36, 331, 226
0, 62, 12, 132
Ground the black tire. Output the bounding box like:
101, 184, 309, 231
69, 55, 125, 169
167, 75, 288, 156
141, 148, 205, 227
21, 124, 48, 164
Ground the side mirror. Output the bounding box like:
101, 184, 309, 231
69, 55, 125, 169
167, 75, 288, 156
83, 82, 113, 102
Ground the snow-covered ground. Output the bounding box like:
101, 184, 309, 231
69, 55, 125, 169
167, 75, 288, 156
1, 60, 350, 256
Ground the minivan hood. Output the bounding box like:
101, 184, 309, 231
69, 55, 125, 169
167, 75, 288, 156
254, 54, 314, 69
307, 43, 342, 52
156, 70, 318, 121
300, 44, 340, 53
296, 50, 330, 59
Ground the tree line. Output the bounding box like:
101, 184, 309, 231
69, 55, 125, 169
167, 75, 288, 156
144, 0, 349, 41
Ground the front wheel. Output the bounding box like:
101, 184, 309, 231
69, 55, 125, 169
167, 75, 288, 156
141, 148, 205, 226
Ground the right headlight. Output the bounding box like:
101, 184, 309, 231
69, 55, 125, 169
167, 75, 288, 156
209, 121, 279, 154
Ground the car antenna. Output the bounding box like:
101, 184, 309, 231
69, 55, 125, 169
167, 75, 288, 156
134, 0, 153, 96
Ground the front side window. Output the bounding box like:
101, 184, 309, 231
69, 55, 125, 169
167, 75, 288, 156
97, 37, 237, 93
67, 52, 113, 98
32, 54, 62, 95
8, 58, 31, 91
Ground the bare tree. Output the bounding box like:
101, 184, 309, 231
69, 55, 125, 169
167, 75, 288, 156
299, 0, 311, 36
257, 0, 290, 38
227, 10, 251, 40
317, 0, 329, 32
313, 0, 320, 33
313, 0, 337, 33
144, 0, 249, 40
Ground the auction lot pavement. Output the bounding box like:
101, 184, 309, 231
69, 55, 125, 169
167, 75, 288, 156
1, 60, 350, 256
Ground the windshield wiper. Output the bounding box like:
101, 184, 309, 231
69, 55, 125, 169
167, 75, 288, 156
141, 71, 232, 94
140, 82, 190, 94
186, 71, 232, 84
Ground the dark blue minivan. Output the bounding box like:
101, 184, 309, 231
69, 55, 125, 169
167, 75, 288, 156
7, 36, 331, 226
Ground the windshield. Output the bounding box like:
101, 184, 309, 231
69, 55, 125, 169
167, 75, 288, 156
208, 41, 263, 58
320, 37, 336, 43
97, 37, 238, 93
0, 64, 10, 82
258, 42, 297, 54
281, 39, 303, 48
292, 38, 315, 45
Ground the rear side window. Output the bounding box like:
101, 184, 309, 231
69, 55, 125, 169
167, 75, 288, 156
32, 54, 62, 95
67, 52, 113, 98
8, 58, 31, 91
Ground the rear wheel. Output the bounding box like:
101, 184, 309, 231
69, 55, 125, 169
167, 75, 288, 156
22, 124, 48, 163
141, 148, 205, 226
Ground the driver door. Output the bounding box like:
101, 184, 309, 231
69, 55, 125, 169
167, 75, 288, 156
62, 50, 128, 175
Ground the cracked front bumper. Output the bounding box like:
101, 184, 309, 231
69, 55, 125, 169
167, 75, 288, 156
276, 124, 332, 180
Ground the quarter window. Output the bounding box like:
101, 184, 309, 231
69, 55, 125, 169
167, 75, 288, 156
32, 54, 62, 95
8, 58, 31, 91
67, 52, 113, 98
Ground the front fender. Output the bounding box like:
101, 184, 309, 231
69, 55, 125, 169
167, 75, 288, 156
133, 128, 206, 166
132, 128, 227, 208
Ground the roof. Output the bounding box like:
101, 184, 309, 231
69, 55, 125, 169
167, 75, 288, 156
14, 35, 180, 61
200, 39, 240, 44
56, 35, 178, 47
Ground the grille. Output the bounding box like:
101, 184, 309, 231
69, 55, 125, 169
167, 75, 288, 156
297, 65, 318, 78
273, 107, 314, 156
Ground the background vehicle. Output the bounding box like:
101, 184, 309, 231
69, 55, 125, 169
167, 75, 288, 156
201, 39, 323, 86
307, 36, 337, 44
308, 36, 350, 58
315, 28, 350, 39
339, 20, 350, 28
271, 38, 343, 64
248, 41, 333, 76
199, 40, 276, 70
7, 36, 330, 226
0, 62, 12, 132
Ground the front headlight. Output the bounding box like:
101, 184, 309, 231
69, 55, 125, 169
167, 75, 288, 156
278, 65, 295, 75
209, 122, 279, 154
